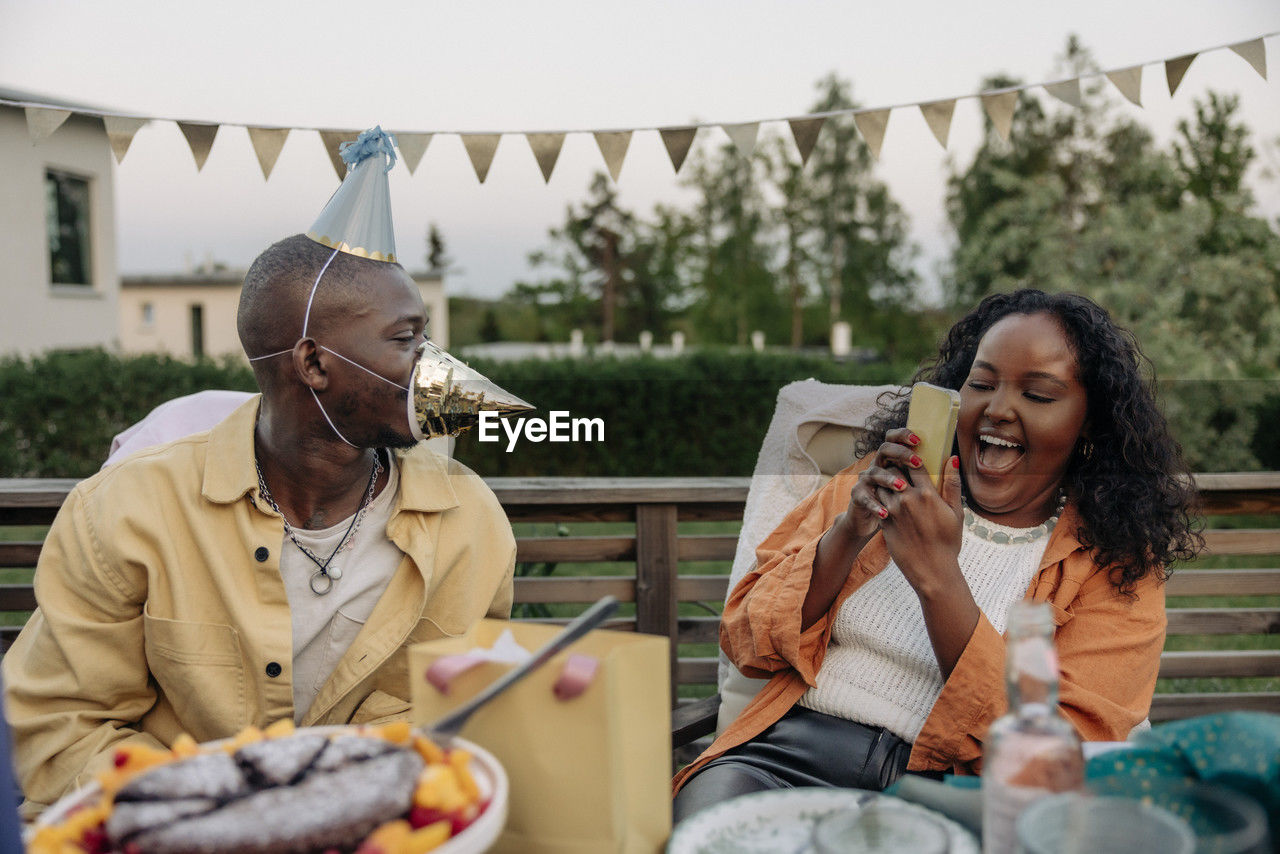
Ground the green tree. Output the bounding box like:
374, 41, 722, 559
512, 173, 635, 342
513, 174, 692, 343
766, 133, 819, 347
681, 139, 779, 344
804, 74, 918, 350
946, 37, 1280, 470
425, 223, 451, 273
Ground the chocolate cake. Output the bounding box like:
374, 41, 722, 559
103, 734, 425, 854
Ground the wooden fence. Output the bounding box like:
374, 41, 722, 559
3, 474, 1279, 720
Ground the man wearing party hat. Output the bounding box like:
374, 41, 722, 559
3, 128, 530, 816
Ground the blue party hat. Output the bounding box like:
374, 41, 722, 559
307, 127, 399, 262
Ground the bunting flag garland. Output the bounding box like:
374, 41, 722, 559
919, 99, 956, 149
395, 132, 433, 175
1230, 38, 1267, 79
853, 109, 890, 160
722, 122, 760, 158
177, 121, 219, 171
979, 91, 1018, 141
788, 117, 824, 165
1044, 78, 1082, 108
525, 132, 565, 182
659, 127, 697, 173
1105, 66, 1144, 107
594, 130, 631, 181
24, 106, 70, 143
3, 30, 1272, 184
318, 130, 355, 179
461, 133, 501, 182
1165, 53, 1198, 96
102, 116, 147, 163
247, 127, 290, 179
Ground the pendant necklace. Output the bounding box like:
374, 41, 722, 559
255, 451, 383, 595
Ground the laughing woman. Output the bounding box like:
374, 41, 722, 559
673, 289, 1202, 821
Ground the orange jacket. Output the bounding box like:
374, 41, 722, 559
674, 461, 1166, 791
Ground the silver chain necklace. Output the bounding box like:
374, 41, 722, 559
254, 451, 383, 595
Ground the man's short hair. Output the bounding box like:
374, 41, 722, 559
237, 234, 406, 362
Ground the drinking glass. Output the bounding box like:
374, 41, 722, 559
1015, 792, 1194, 854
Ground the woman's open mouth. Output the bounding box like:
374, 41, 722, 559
977, 434, 1025, 474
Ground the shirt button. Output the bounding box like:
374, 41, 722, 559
265, 662, 282, 678
254, 547, 270, 562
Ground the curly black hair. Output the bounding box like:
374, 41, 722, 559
856, 289, 1203, 594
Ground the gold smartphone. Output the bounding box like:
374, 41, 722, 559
904, 382, 961, 490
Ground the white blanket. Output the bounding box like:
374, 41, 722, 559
716, 379, 902, 731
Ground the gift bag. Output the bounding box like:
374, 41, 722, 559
408, 620, 671, 854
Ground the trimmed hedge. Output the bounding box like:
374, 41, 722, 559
0, 349, 256, 478
452, 351, 911, 477
0, 348, 1273, 478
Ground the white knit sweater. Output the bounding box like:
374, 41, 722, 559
798, 518, 1051, 742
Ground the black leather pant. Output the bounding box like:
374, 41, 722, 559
673, 706, 917, 825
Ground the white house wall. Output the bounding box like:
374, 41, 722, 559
0, 107, 119, 356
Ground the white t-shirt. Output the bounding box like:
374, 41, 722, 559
278, 456, 403, 721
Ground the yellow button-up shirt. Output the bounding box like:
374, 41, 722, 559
3, 397, 515, 813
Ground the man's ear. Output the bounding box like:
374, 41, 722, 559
291, 338, 328, 391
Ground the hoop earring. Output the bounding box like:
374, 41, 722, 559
1077, 439, 1094, 461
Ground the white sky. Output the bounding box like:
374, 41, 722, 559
2, 0, 1278, 305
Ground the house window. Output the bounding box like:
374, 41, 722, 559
141, 302, 155, 326
45, 170, 92, 286
190, 304, 205, 359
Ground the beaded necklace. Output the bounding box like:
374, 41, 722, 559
962, 491, 1067, 545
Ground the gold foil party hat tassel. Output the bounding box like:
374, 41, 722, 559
407, 341, 535, 440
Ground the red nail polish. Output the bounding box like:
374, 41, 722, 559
893, 478, 906, 491
909, 455, 923, 468
951, 456, 960, 469
877, 507, 888, 519
908, 434, 920, 446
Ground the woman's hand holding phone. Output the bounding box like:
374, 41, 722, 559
845, 382, 967, 598
842, 427, 925, 540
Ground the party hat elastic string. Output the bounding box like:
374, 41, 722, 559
300, 248, 340, 339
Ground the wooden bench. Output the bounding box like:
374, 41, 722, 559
3, 475, 1279, 731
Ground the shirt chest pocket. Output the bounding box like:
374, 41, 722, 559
143, 610, 248, 741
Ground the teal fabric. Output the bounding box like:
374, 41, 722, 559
1086, 713, 1279, 847
895, 713, 1280, 849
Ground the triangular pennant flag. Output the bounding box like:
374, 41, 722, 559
24, 106, 71, 143
593, 131, 632, 182
659, 127, 697, 173
919, 99, 956, 149
788, 117, 824, 165
1044, 79, 1082, 108
102, 116, 148, 163
319, 130, 354, 180
461, 133, 502, 183
1165, 53, 1197, 96
852, 109, 890, 160
980, 91, 1018, 141
395, 133, 432, 175
525, 132, 566, 183
1105, 66, 1144, 107
247, 127, 290, 180
722, 122, 759, 158
177, 121, 219, 171
1229, 39, 1267, 80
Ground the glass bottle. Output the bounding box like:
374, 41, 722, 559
981, 600, 1085, 854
